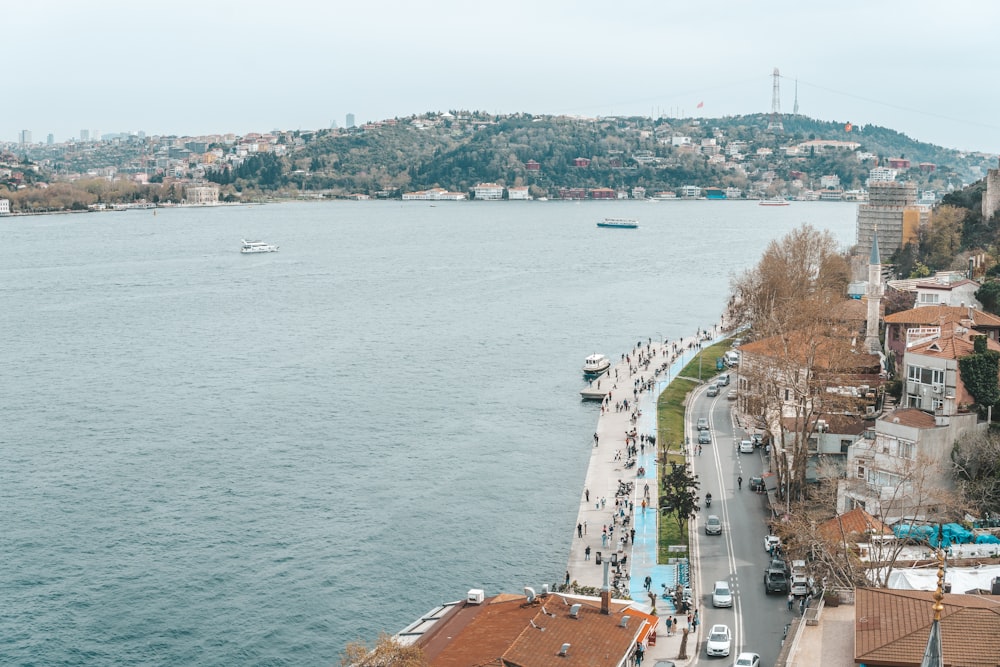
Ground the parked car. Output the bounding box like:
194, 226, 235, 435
705, 514, 722, 535
706, 624, 732, 657
717, 373, 730, 386
706, 383, 719, 397
712, 580, 733, 607
734, 652, 761, 667
763, 535, 781, 553
748, 475, 765, 492
769, 557, 790, 576
698, 430, 711, 445
739, 439, 754, 453
697, 417, 709, 431
764, 567, 789, 594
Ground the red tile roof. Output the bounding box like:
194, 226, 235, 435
908, 331, 1000, 360
818, 508, 891, 543
855, 587, 1000, 667
884, 305, 1000, 328
418, 594, 651, 667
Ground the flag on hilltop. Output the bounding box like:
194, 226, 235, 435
697, 101, 704, 109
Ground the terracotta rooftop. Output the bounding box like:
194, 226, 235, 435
908, 330, 1000, 360
739, 331, 880, 371
884, 304, 1000, 328
855, 587, 1000, 667
880, 407, 937, 430
818, 507, 891, 543
415, 594, 652, 667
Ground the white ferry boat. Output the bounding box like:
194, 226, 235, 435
583, 354, 612, 376
241, 239, 279, 254
758, 198, 790, 207
596, 217, 638, 229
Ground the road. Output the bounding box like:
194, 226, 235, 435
687, 376, 793, 666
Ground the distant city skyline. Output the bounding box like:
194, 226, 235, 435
6, 0, 1000, 154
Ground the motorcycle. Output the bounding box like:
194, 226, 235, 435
705, 493, 712, 508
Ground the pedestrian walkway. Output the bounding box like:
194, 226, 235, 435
566, 327, 729, 665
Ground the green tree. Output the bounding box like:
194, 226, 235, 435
958, 335, 1000, 409
977, 280, 1000, 315
659, 461, 700, 533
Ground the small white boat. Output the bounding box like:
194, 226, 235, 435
241, 239, 279, 254
758, 198, 790, 207
583, 354, 612, 375
597, 217, 638, 229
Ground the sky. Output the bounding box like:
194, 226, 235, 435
6, 0, 1000, 154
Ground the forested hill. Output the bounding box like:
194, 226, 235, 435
227, 111, 992, 198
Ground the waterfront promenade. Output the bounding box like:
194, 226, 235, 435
567, 330, 725, 665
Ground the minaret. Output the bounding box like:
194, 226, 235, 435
919, 526, 946, 667
865, 227, 883, 354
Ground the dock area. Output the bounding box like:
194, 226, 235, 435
567, 330, 727, 665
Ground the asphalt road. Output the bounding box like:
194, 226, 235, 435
687, 377, 793, 666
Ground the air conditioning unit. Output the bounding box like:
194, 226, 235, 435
467, 589, 485, 604
933, 385, 943, 394
866, 406, 876, 416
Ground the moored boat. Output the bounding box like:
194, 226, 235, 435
583, 353, 612, 376
758, 198, 790, 207
597, 217, 639, 229
241, 239, 279, 254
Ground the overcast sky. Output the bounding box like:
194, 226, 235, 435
6, 0, 999, 153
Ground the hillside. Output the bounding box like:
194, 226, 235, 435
2, 111, 996, 207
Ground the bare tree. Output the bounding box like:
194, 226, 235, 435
952, 430, 1000, 516
340, 633, 429, 667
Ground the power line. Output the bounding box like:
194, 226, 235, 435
785, 75, 1000, 132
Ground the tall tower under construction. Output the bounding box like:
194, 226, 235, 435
767, 67, 783, 132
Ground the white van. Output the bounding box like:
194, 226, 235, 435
724, 350, 740, 367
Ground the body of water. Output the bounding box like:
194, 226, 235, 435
1, 200, 857, 665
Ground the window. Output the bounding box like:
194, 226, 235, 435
899, 441, 915, 459
841, 439, 852, 453
857, 466, 865, 479
906, 365, 944, 385
919, 293, 940, 304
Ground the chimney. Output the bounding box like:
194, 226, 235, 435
600, 560, 611, 614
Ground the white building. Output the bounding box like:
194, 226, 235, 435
184, 186, 219, 205
507, 186, 531, 200
0, 198, 10, 215
868, 167, 898, 183
472, 183, 504, 200
678, 185, 701, 198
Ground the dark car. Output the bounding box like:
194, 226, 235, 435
764, 568, 789, 594
749, 476, 765, 492
698, 430, 711, 445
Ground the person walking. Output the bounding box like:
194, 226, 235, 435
585, 488, 590, 502
585, 545, 591, 561
665, 616, 673, 636
738, 475, 743, 490
577, 523, 583, 538
787, 592, 794, 611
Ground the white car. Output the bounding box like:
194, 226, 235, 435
712, 580, 733, 607
764, 535, 781, 553
739, 439, 754, 453
706, 623, 732, 657
734, 652, 761, 667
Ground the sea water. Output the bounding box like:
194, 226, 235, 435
0, 200, 856, 665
